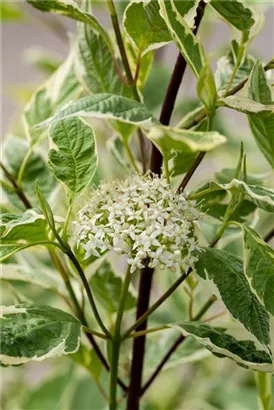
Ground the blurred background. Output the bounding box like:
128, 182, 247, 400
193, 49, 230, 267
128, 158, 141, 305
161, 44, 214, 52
1, 1, 274, 409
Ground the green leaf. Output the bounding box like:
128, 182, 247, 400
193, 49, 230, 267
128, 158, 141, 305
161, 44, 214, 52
71, 344, 102, 382
215, 167, 263, 185
23, 51, 80, 144
69, 375, 106, 410
22, 365, 74, 410
245, 60, 274, 168
1, 136, 56, 210
159, 0, 207, 77
195, 247, 270, 346
27, 0, 113, 55
173, 322, 272, 372
210, 0, 254, 31
0, 210, 50, 262
25, 47, 62, 75
0, 135, 56, 210
0, 304, 81, 365
171, 151, 197, 176
215, 51, 256, 93
35, 182, 58, 235
218, 96, 274, 114
90, 261, 136, 313
41, 93, 157, 131
192, 179, 274, 214
144, 330, 210, 375
197, 64, 217, 115
1, 263, 65, 293
243, 226, 274, 317
75, 19, 129, 97
0, 1, 24, 21
123, 0, 171, 55
148, 125, 226, 158
48, 117, 97, 199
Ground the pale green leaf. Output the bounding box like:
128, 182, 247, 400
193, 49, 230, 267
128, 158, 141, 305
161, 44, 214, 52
0, 210, 49, 262
197, 64, 217, 115
215, 51, 256, 93
210, 0, 254, 31
75, 20, 129, 97
215, 167, 263, 185
1, 1, 24, 21
48, 117, 97, 198
90, 261, 136, 313
0, 304, 81, 365
27, 0, 113, 54
245, 60, 274, 168
144, 330, 210, 375
195, 247, 270, 346
173, 322, 272, 372
123, 0, 171, 55
148, 125, 226, 158
1, 136, 56, 210
219, 96, 274, 114
23, 51, 80, 144
171, 151, 197, 176
1, 263, 65, 293
41, 93, 157, 131
243, 226, 274, 317
159, 0, 207, 77
191, 179, 274, 213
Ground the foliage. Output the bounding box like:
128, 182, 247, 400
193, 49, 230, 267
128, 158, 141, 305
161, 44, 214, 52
1, 1, 274, 410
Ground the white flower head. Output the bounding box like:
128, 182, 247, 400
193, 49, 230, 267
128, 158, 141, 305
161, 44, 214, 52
74, 175, 200, 273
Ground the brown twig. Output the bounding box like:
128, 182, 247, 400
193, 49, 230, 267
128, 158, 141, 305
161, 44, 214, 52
0, 162, 32, 209
150, 0, 206, 176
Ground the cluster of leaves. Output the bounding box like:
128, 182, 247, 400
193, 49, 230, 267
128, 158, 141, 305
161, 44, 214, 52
1, 0, 274, 409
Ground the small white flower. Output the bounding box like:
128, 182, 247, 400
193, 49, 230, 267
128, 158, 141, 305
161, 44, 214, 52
74, 175, 200, 274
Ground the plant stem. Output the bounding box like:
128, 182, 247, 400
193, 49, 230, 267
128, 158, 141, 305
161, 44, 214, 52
141, 333, 185, 395
255, 371, 273, 410
137, 128, 147, 174
150, 0, 206, 175
124, 142, 141, 173
82, 326, 110, 340
17, 148, 32, 188
177, 152, 206, 193
140, 294, 217, 396
62, 203, 73, 241
264, 227, 274, 243
110, 267, 132, 410
0, 162, 32, 209
106, 0, 147, 171
163, 156, 170, 183
128, 325, 169, 339
66, 248, 111, 338
224, 32, 246, 96
126, 266, 154, 410
123, 268, 191, 340
50, 250, 128, 392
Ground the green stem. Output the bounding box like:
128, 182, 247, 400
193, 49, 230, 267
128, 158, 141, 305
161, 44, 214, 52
255, 372, 273, 410
110, 266, 132, 410
163, 155, 170, 183
63, 203, 73, 241
17, 148, 33, 188
66, 248, 111, 338
82, 325, 110, 340
224, 33, 246, 96
122, 269, 191, 340
193, 295, 217, 321
124, 142, 141, 173
127, 325, 169, 339
106, 0, 139, 101
0, 179, 16, 192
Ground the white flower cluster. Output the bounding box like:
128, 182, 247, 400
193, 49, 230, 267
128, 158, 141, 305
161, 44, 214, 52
75, 176, 200, 274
